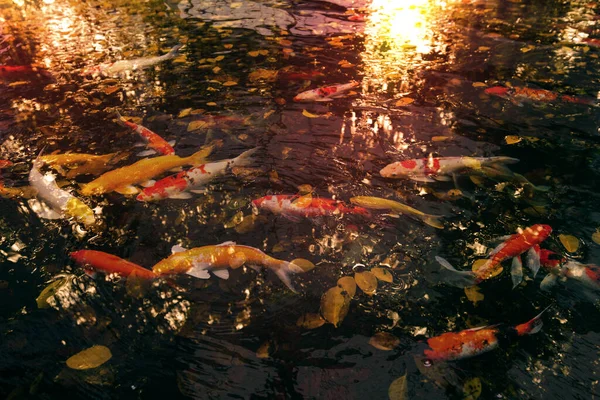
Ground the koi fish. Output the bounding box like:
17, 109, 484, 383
28, 157, 96, 226
485, 86, 597, 106
252, 194, 371, 221
80, 141, 218, 196
436, 224, 552, 287
115, 111, 175, 156
136, 148, 257, 201
277, 69, 325, 81
349, 195, 444, 229
582, 37, 600, 48
423, 308, 547, 361
0, 65, 52, 81
82, 44, 183, 77
380, 156, 520, 183
70, 250, 157, 280
152, 241, 303, 292
0, 160, 12, 169
40, 152, 128, 178
539, 249, 600, 292
293, 81, 359, 102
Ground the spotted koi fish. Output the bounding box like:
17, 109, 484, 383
252, 194, 371, 221
71, 250, 158, 280
380, 156, 519, 183
136, 148, 256, 201
82, 44, 182, 77
152, 241, 303, 292
485, 86, 597, 106
436, 224, 552, 287
539, 249, 600, 292
423, 308, 548, 361
115, 111, 175, 156
293, 81, 359, 102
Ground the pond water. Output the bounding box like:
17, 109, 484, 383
1, 0, 600, 398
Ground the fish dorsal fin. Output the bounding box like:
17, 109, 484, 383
466, 323, 500, 332
217, 241, 236, 246
171, 244, 187, 253
212, 269, 229, 280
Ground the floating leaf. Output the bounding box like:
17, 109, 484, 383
464, 286, 484, 305
103, 85, 120, 95
256, 340, 274, 358
222, 80, 238, 86
296, 313, 325, 329
388, 374, 408, 400
248, 69, 278, 82
263, 110, 275, 119
592, 230, 600, 245
292, 193, 312, 208
559, 234, 579, 253
234, 214, 263, 234
395, 97, 414, 106
472, 259, 502, 277
36, 275, 72, 309
337, 276, 356, 298
371, 267, 393, 283
472, 82, 487, 87
320, 286, 351, 327
248, 50, 261, 57
187, 120, 210, 132
505, 135, 522, 144
463, 377, 482, 400
297, 184, 313, 194
302, 109, 320, 118
470, 175, 486, 186
66, 345, 112, 370
178, 108, 192, 118
290, 258, 315, 273
369, 332, 400, 351
206, 102, 217, 106
432, 136, 450, 142
478, 46, 490, 51
355, 271, 377, 295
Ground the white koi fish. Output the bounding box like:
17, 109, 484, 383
293, 81, 359, 102
28, 157, 96, 226
136, 148, 257, 201
82, 44, 183, 76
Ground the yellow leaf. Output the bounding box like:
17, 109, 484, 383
36, 275, 73, 309
478, 46, 490, 51
292, 193, 312, 208
559, 234, 579, 253
256, 340, 274, 358
206, 102, 217, 106
320, 286, 351, 327
278, 39, 292, 46
178, 108, 192, 118
395, 97, 414, 106
187, 120, 210, 131
222, 80, 238, 86
472, 82, 487, 88
463, 377, 482, 400
259, 50, 269, 56
388, 374, 408, 400
337, 276, 357, 298
302, 109, 320, 118
470, 175, 486, 186
521, 45, 535, 53
212, 66, 221, 74
355, 271, 378, 295
248, 50, 260, 57
66, 345, 112, 370
464, 286, 484, 305
592, 230, 600, 245
371, 267, 394, 283
263, 110, 275, 119
103, 85, 120, 95
297, 184, 313, 194
472, 259, 502, 277
248, 69, 278, 82
505, 135, 522, 145
214, 55, 225, 62
432, 136, 450, 142
290, 258, 315, 273
369, 332, 400, 351
224, 44, 233, 49
296, 313, 325, 329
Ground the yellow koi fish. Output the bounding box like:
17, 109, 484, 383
80, 141, 218, 196
41, 152, 128, 178
349, 196, 444, 229
152, 241, 303, 292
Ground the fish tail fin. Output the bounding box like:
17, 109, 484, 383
272, 260, 304, 293
435, 256, 477, 288
167, 44, 184, 58
515, 306, 551, 336
422, 214, 445, 229
233, 147, 258, 168
486, 157, 520, 167
188, 140, 222, 165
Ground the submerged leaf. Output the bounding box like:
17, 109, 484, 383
505, 135, 522, 145
355, 271, 378, 295
36, 275, 73, 309
472, 82, 487, 87
297, 184, 313, 195
395, 97, 414, 107
472, 259, 502, 277
290, 258, 315, 273
293, 193, 312, 208
369, 332, 400, 351
296, 313, 325, 329
337, 276, 356, 298
320, 286, 351, 327
388, 374, 408, 400
302, 109, 320, 118
66, 345, 112, 370
463, 377, 482, 400
559, 234, 579, 253
592, 230, 600, 245
464, 286, 484, 305
256, 340, 275, 359
371, 267, 394, 283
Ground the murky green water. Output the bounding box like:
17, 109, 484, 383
1, 0, 600, 398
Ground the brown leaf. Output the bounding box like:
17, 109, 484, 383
559, 234, 579, 253
371, 267, 393, 283
337, 276, 356, 298
464, 286, 484, 305
320, 286, 351, 327
248, 69, 278, 82
395, 97, 414, 107
296, 313, 325, 329
369, 332, 400, 351
66, 345, 112, 370
354, 271, 377, 295
297, 184, 313, 194
290, 258, 315, 273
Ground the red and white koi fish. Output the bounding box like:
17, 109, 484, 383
0, 65, 52, 81
423, 308, 548, 361
252, 194, 371, 221
82, 44, 183, 77
0, 160, 12, 169
380, 156, 519, 183
152, 241, 304, 292
582, 37, 600, 48
539, 249, 600, 292
436, 224, 552, 288
115, 111, 175, 156
293, 81, 359, 102
485, 86, 597, 106
70, 250, 158, 280
136, 148, 256, 201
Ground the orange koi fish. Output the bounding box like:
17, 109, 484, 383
70, 250, 158, 280
152, 241, 303, 292
293, 81, 359, 102
485, 86, 597, 106
115, 111, 175, 156
423, 308, 548, 361
436, 224, 552, 287
252, 194, 371, 221
0, 160, 12, 169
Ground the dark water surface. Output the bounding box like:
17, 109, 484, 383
1, 0, 600, 398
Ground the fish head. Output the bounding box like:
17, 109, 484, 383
484, 86, 510, 97
252, 195, 283, 213
531, 224, 553, 242
69, 250, 87, 264
380, 160, 417, 178
293, 90, 316, 102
